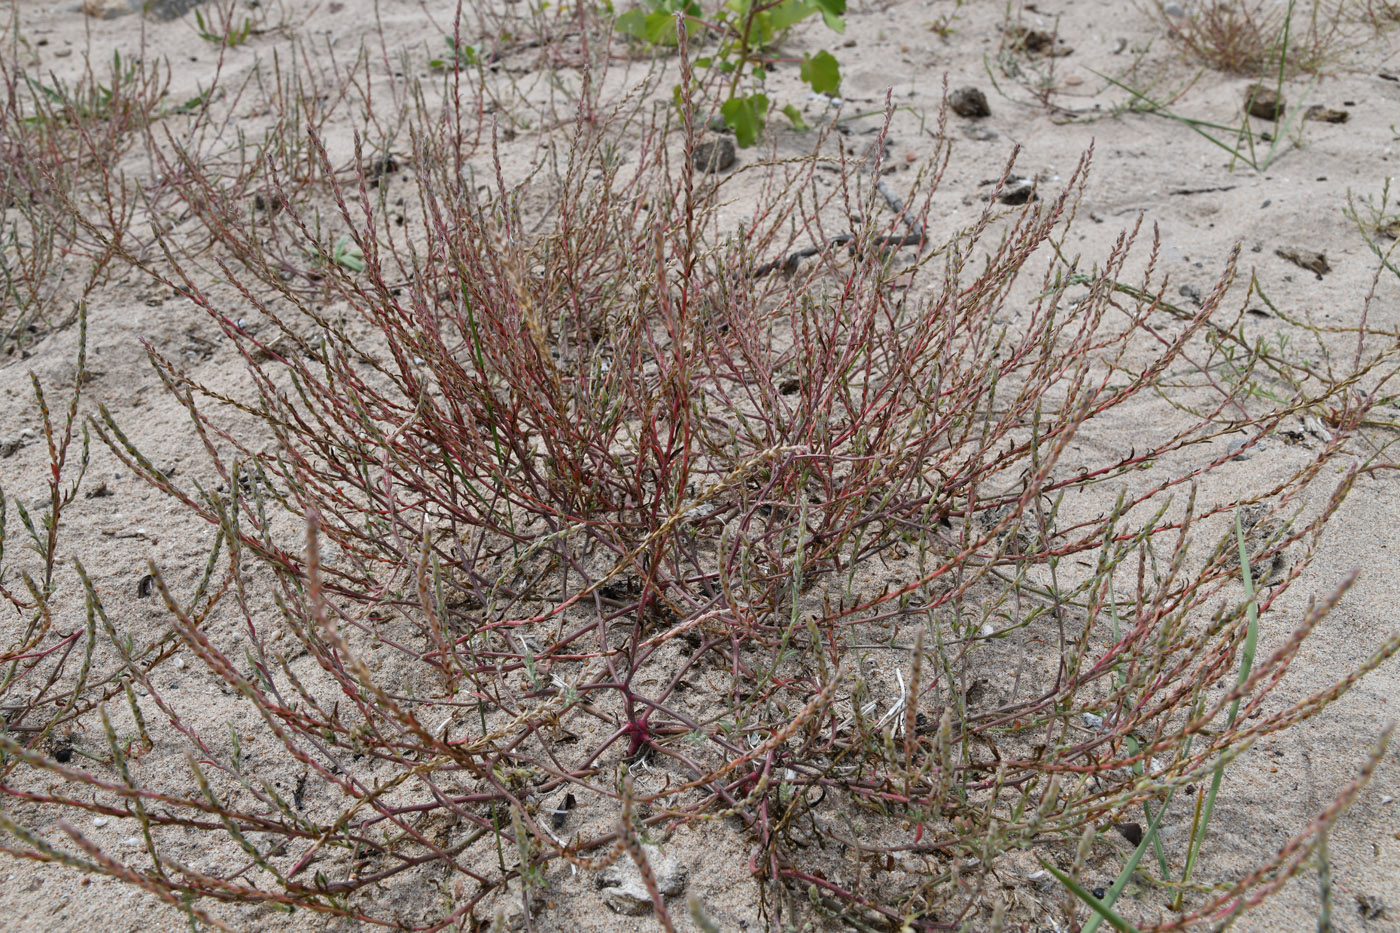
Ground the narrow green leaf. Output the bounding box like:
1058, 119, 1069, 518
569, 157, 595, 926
333, 237, 364, 273
781, 103, 808, 130
1083, 787, 1175, 933
1180, 509, 1263, 897
1038, 860, 1143, 933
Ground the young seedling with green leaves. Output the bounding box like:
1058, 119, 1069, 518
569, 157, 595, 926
193, 5, 255, 49
617, 0, 846, 146
429, 35, 478, 71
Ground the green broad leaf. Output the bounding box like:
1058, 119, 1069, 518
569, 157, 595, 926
800, 50, 841, 95
751, 66, 767, 81
811, 0, 846, 31
740, 10, 776, 46
769, 0, 818, 31
644, 10, 681, 44
782, 103, 809, 130
615, 8, 648, 39
618, 6, 684, 46
721, 93, 770, 148
694, 56, 713, 68
659, 0, 702, 18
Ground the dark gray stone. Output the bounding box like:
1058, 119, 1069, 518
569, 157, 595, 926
691, 137, 735, 174
949, 86, 990, 118
143, 0, 210, 22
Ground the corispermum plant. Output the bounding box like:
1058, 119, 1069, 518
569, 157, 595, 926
0, 20, 1398, 932
0, 23, 166, 353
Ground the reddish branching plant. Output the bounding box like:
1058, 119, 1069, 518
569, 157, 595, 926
1, 13, 1398, 932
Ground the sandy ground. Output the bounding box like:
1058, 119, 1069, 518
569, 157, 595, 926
2, 0, 1400, 930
